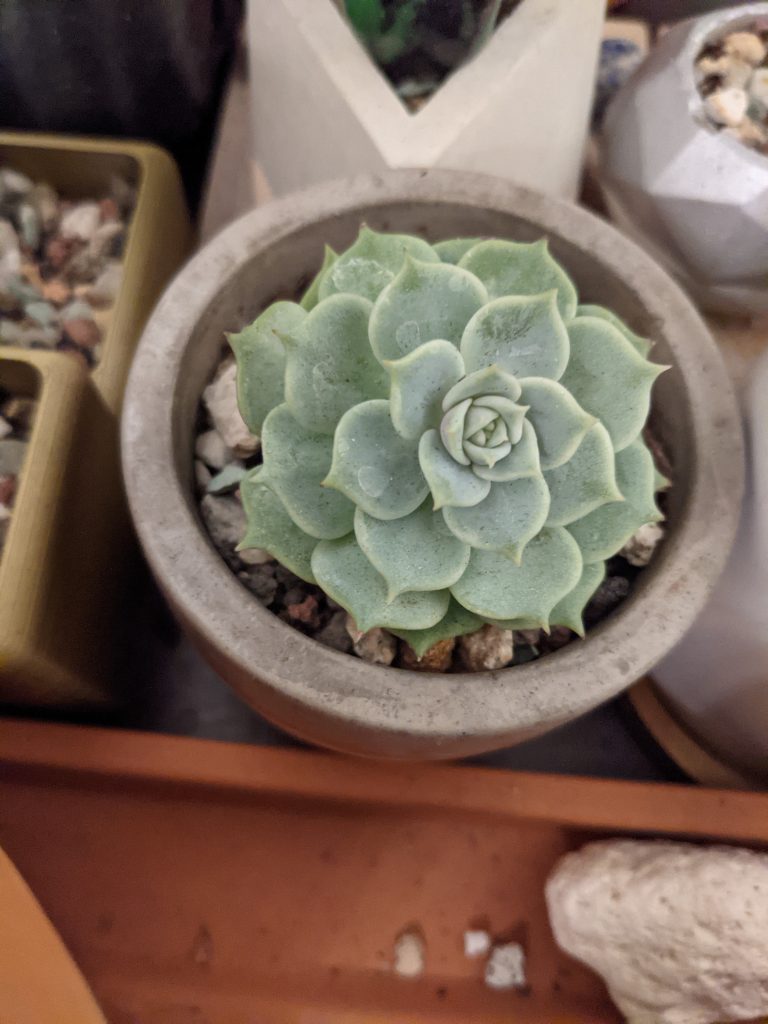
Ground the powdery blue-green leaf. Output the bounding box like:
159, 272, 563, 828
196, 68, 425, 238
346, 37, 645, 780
434, 237, 485, 264
560, 316, 666, 452
519, 376, 595, 470
451, 527, 583, 625
319, 225, 439, 303
260, 404, 354, 539
389, 598, 485, 657
388, 340, 464, 440
301, 245, 338, 311
229, 301, 307, 434
474, 420, 540, 481
458, 238, 578, 320
460, 291, 570, 381
548, 560, 606, 636
325, 400, 428, 520
442, 474, 551, 560
369, 257, 488, 362
354, 500, 470, 600
577, 303, 652, 357
239, 469, 317, 583
568, 439, 663, 563
311, 534, 450, 632
418, 429, 491, 510
284, 293, 388, 434
544, 423, 623, 528
441, 365, 522, 407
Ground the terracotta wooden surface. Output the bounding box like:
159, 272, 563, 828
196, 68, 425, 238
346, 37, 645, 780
2, 720, 768, 1023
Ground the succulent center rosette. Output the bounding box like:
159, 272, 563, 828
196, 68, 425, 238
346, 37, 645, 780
230, 228, 668, 658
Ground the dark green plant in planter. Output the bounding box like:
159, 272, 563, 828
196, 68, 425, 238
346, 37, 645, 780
230, 228, 668, 657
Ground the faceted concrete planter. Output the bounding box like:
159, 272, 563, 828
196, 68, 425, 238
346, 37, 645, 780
247, 0, 604, 200
122, 169, 743, 760
600, 4, 768, 315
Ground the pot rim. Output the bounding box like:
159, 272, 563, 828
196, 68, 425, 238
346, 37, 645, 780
121, 169, 744, 753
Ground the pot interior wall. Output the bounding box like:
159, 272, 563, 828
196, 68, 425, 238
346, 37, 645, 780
174, 199, 691, 607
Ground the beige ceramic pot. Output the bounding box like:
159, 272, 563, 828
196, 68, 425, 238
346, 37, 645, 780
122, 170, 743, 760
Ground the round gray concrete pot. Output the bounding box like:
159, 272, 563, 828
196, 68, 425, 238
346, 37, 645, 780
600, 3, 768, 316
122, 169, 743, 760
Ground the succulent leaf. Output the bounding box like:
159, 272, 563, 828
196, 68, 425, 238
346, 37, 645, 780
544, 423, 623, 527
389, 598, 485, 657
229, 301, 307, 434
369, 257, 487, 362
474, 420, 540, 482
549, 560, 606, 636
319, 225, 439, 303
442, 474, 551, 560
458, 238, 578, 320
354, 499, 470, 599
577, 303, 652, 357
433, 237, 485, 264
451, 527, 583, 625
261, 404, 354, 539
561, 316, 666, 452
519, 377, 595, 470
234, 230, 667, 648
284, 293, 388, 434
300, 245, 338, 311
568, 439, 663, 563
239, 469, 317, 582
460, 291, 570, 380
325, 400, 428, 520
388, 340, 465, 440
311, 534, 450, 632
418, 429, 492, 509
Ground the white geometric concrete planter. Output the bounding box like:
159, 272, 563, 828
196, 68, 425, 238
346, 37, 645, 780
247, 0, 604, 200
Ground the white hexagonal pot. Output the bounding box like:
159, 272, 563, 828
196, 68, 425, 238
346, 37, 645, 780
247, 0, 604, 200
121, 170, 743, 761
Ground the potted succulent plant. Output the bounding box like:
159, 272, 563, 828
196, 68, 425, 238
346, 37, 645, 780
122, 170, 742, 759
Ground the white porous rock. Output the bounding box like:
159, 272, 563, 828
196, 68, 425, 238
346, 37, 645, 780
345, 615, 397, 666
59, 201, 101, 241
620, 522, 665, 567
464, 929, 492, 959
203, 359, 260, 454
704, 87, 748, 127
393, 927, 426, 979
724, 30, 766, 66
199, 493, 247, 550
546, 839, 768, 1024
458, 624, 514, 670
195, 428, 232, 470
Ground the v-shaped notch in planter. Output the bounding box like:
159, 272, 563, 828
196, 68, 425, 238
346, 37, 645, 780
248, 0, 604, 200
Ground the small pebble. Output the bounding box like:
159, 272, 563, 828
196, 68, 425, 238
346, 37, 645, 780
484, 942, 527, 991
749, 67, 768, 107
0, 169, 32, 196
99, 197, 120, 222
286, 594, 322, 629
63, 318, 101, 349
59, 201, 101, 242
194, 459, 212, 490
400, 637, 455, 671
203, 360, 260, 454
538, 625, 574, 654
29, 183, 59, 232
44, 236, 73, 271
0, 473, 16, 506
315, 610, 353, 653
457, 625, 514, 671
704, 87, 748, 127
620, 521, 665, 567
25, 300, 56, 327
195, 429, 231, 470
41, 277, 71, 306
723, 30, 766, 65
239, 564, 278, 604
238, 544, 274, 567
199, 493, 247, 551
0, 416, 11, 440
346, 616, 397, 665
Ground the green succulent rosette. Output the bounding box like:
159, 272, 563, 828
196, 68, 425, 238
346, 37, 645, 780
231, 227, 667, 656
